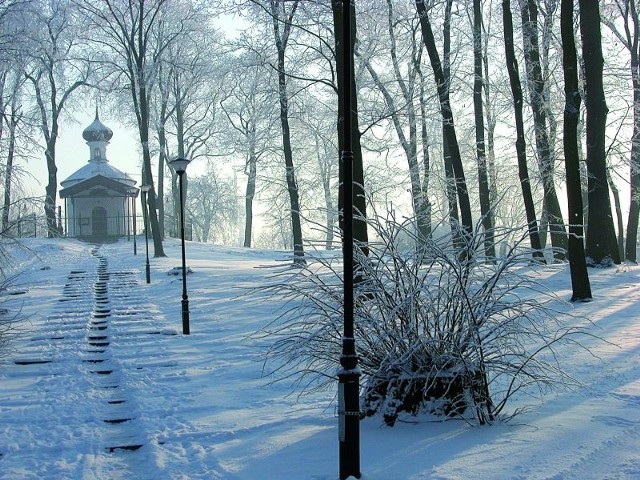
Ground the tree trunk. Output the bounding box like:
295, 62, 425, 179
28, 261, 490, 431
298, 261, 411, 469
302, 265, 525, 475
482, 21, 499, 224
473, 0, 495, 258
313, 131, 335, 249
415, 0, 473, 239
244, 148, 257, 248
138, 87, 166, 257
44, 136, 59, 237
520, 0, 567, 260
441, 0, 461, 243
608, 172, 625, 260
271, 0, 305, 265
156, 119, 168, 239
417, 62, 432, 240
560, 0, 591, 301
502, 0, 544, 258
579, 0, 620, 265
362, 60, 427, 243
625, 0, 640, 262
2, 109, 18, 234
366, 0, 430, 245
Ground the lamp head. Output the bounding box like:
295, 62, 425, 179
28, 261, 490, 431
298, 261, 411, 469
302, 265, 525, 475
140, 184, 151, 193
170, 157, 191, 174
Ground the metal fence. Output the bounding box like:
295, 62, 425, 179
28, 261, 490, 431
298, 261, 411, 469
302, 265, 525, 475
3, 214, 191, 241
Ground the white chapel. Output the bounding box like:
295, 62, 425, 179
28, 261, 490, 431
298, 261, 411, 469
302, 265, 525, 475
60, 111, 138, 240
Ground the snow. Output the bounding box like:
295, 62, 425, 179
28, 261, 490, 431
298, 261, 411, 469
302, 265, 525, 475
1, 237, 639, 479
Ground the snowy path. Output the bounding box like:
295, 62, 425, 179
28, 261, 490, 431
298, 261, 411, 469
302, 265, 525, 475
0, 244, 186, 479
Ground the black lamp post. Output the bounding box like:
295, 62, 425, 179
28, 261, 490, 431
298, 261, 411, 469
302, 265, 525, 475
170, 156, 191, 335
132, 195, 137, 255
140, 185, 151, 284
338, 1, 361, 479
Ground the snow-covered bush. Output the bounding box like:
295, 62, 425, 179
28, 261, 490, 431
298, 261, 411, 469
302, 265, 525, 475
257, 216, 583, 426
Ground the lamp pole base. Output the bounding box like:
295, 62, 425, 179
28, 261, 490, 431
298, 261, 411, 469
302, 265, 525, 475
181, 297, 190, 335
338, 369, 361, 480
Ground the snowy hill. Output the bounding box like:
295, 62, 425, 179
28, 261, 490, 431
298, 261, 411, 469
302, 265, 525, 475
0, 237, 638, 479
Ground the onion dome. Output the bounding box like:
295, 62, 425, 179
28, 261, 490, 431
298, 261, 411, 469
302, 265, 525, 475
82, 110, 113, 142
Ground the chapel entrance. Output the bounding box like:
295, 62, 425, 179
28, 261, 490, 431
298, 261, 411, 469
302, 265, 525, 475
92, 206, 108, 237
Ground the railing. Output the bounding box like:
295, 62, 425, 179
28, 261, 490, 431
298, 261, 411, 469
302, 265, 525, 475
2, 214, 191, 241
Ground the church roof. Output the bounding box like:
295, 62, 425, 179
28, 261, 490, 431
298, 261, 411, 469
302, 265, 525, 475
60, 110, 137, 189
61, 161, 135, 188
82, 111, 113, 142
60, 174, 138, 198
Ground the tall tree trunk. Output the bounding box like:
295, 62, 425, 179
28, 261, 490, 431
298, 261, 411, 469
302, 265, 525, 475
561, 0, 591, 301
415, 0, 473, 239
367, 0, 430, 244
608, 172, 625, 260
502, 0, 544, 258
417, 61, 432, 239
271, 0, 305, 265
332, 0, 369, 257
520, 0, 567, 260
473, 0, 495, 258
157, 123, 168, 239
625, 0, 640, 262
2, 107, 19, 234
579, 0, 621, 265
138, 88, 166, 257
244, 147, 257, 248
132, 2, 165, 257
482, 21, 499, 222
361, 59, 427, 242
313, 131, 335, 249
441, 0, 461, 242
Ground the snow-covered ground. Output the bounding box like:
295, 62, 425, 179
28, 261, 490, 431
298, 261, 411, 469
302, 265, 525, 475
0, 237, 638, 479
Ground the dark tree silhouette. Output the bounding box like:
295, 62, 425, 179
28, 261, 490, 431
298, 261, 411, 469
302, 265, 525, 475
520, 0, 567, 260
473, 0, 495, 258
414, 0, 473, 238
561, 0, 592, 301
502, 0, 544, 259
579, 0, 621, 265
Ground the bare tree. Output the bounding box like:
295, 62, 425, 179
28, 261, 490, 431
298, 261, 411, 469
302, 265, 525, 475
220, 56, 278, 248
502, 0, 544, 258
163, 25, 225, 240
473, 0, 495, 258
603, 0, 640, 262
359, 1, 431, 245
519, 0, 567, 259
579, 0, 621, 265
186, 162, 239, 244
77, 0, 203, 256
248, 0, 306, 264
1, 71, 25, 233
25, 0, 89, 237
561, 0, 591, 301
414, 0, 473, 240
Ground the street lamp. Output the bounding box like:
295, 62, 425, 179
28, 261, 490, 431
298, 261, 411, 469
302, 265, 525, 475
140, 185, 151, 284
170, 156, 191, 335
338, 1, 361, 479
132, 194, 137, 255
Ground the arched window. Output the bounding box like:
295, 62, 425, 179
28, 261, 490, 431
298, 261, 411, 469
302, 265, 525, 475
94, 148, 101, 159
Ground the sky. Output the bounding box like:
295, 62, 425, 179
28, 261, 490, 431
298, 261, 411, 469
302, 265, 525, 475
21, 107, 142, 199
0, 236, 638, 479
